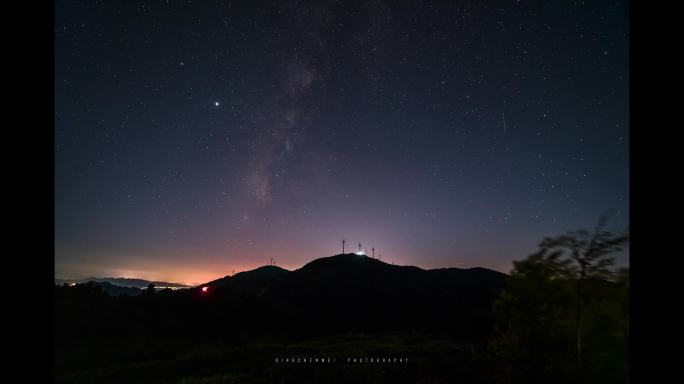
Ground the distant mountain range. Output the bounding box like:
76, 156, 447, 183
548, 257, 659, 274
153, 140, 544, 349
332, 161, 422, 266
54, 277, 191, 289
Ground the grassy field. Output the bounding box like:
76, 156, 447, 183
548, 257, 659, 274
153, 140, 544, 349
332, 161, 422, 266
56, 333, 489, 384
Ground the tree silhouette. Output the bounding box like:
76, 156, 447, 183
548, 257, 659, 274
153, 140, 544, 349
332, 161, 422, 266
493, 213, 629, 382
493, 249, 574, 382
146, 283, 155, 296
537, 213, 629, 371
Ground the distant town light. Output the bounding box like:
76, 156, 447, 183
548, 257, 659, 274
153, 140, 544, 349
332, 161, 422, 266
201, 286, 208, 293
355, 251, 365, 256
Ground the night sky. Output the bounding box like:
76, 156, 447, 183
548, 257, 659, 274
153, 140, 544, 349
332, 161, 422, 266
55, 0, 629, 285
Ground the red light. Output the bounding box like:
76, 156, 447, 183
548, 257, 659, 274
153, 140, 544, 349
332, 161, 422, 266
201, 286, 208, 293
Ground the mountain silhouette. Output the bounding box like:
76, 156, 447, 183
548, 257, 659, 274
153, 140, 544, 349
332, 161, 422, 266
190, 253, 507, 339
198, 253, 506, 292
88, 281, 143, 296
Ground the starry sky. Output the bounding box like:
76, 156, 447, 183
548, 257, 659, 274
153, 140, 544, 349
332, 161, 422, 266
55, 0, 629, 285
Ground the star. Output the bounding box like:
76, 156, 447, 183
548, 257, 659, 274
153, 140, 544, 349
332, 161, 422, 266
214, 101, 220, 107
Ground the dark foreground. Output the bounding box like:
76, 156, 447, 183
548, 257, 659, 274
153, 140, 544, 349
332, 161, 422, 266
56, 252, 628, 383
56, 334, 495, 384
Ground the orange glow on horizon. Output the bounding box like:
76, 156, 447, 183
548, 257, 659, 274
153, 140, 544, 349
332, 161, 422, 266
56, 243, 517, 286
57, 260, 300, 287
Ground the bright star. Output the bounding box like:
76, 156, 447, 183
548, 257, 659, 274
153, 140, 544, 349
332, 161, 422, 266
214, 101, 220, 107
